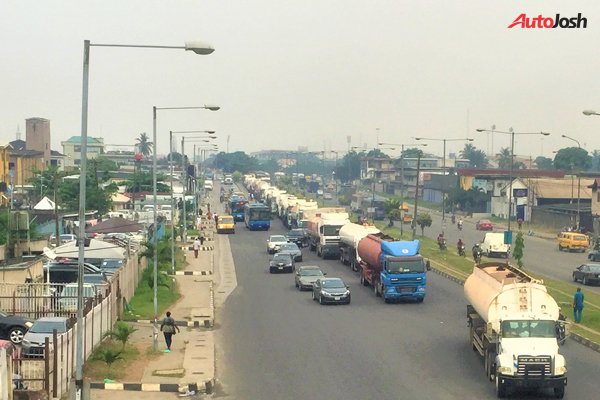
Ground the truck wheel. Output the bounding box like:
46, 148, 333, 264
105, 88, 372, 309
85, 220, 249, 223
351, 261, 358, 272
553, 385, 565, 399
495, 374, 506, 398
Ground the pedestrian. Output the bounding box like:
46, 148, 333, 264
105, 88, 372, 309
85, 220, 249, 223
214, 213, 219, 224
160, 311, 180, 351
193, 237, 201, 258
199, 235, 205, 246
517, 218, 523, 230
573, 287, 584, 323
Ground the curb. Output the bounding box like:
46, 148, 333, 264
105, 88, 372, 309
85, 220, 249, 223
171, 270, 213, 276
124, 319, 212, 328
430, 265, 600, 354
182, 245, 214, 251
89, 382, 206, 394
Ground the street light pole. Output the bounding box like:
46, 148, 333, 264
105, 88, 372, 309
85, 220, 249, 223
169, 131, 175, 275
561, 134, 583, 229
476, 128, 550, 233
76, 38, 214, 400
414, 137, 473, 222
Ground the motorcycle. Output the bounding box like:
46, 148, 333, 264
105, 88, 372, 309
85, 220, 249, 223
556, 312, 567, 345
473, 249, 482, 264
451, 215, 456, 224
438, 238, 447, 251
457, 222, 463, 231
458, 245, 466, 257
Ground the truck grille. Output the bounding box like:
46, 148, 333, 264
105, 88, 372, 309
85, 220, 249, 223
516, 356, 551, 377
395, 286, 416, 293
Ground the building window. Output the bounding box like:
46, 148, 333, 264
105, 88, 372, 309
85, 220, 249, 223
74, 146, 81, 152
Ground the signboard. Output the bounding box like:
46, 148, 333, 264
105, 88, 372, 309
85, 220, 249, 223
513, 188, 528, 198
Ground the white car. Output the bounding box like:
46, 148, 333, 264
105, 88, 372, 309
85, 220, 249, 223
267, 235, 288, 254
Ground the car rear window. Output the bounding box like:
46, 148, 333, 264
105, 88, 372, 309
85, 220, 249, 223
574, 235, 587, 241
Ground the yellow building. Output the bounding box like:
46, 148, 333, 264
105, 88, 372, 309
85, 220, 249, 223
9, 149, 45, 188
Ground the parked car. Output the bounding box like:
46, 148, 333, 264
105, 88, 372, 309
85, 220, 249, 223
82, 273, 109, 286
49, 234, 77, 247
573, 263, 600, 285
558, 232, 589, 253
475, 219, 493, 231
267, 235, 288, 254
277, 242, 302, 262
294, 266, 325, 291
286, 228, 307, 247
58, 284, 97, 312
43, 261, 102, 284
22, 317, 72, 356
312, 277, 351, 305
101, 258, 125, 273
269, 253, 295, 273
0, 312, 32, 344
588, 250, 600, 262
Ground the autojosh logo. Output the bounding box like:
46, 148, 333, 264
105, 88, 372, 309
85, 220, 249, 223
508, 13, 587, 29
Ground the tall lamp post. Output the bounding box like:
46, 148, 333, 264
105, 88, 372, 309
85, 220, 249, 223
168, 130, 217, 275
560, 134, 583, 228
414, 137, 473, 222
476, 128, 550, 233
77, 39, 214, 399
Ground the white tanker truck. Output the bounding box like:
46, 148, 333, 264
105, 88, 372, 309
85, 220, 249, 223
465, 262, 567, 398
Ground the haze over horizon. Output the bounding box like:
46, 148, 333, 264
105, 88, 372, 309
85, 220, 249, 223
2, 1, 600, 159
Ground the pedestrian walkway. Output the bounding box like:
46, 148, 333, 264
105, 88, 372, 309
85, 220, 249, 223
90, 238, 217, 397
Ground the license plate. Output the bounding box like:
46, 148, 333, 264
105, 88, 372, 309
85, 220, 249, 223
278, 267, 283, 270
334, 296, 340, 300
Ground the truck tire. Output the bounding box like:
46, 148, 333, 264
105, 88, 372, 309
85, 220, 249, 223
553, 385, 565, 399
485, 350, 495, 382
495, 375, 506, 398
360, 274, 368, 287
351, 260, 358, 272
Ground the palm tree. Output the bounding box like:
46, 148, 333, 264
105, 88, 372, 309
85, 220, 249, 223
136, 132, 153, 157
497, 147, 512, 169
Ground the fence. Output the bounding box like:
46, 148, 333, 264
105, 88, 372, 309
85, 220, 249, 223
3, 253, 146, 399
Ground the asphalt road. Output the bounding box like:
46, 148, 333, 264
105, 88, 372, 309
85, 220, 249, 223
214, 213, 600, 399
404, 211, 600, 295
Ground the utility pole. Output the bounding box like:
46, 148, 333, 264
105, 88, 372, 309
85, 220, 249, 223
412, 152, 421, 240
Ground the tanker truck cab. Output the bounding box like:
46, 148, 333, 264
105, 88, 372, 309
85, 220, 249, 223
465, 263, 567, 398
379, 241, 427, 303
494, 318, 567, 398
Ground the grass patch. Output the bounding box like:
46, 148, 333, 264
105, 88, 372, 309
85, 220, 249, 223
124, 272, 180, 320
375, 221, 600, 339
84, 340, 139, 380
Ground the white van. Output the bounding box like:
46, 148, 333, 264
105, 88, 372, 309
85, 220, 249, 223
204, 181, 214, 190
479, 232, 510, 258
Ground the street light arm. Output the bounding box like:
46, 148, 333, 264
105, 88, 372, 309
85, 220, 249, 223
561, 134, 581, 148
89, 41, 215, 55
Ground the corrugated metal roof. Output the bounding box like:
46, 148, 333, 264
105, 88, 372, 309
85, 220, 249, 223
530, 178, 594, 199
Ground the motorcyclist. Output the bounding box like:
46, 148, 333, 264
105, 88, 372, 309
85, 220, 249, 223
451, 214, 456, 224
472, 243, 482, 261
457, 218, 463, 230
437, 233, 446, 250
457, 238, 465, 254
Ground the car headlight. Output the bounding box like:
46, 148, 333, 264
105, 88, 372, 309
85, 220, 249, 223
25, 322, 33, 328
555, 366, 567, 375
344, 290, 350, 295
498, 366, 513, 375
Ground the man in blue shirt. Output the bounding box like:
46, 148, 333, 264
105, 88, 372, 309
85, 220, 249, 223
573, 288, 584, 323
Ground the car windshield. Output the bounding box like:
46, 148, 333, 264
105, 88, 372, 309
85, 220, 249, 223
220, 217, 234, 223
273, 254, 291, 262
102, 260, 123, 269
83, 275, 105, 284
587, 265, 600, 273
501, 320, 556, 338
574, 235, 587, 241
387, 259, 425, 273
323, 225, 343, 236
288, 230, 303, 237
322, 279, 345, 288
30, 321, 66, 333
300, 269, 323, 276
280, 244, 298, 251
270, 236, 286, 243
480, 220, 490, 224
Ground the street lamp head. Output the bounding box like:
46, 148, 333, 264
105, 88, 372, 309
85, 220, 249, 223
206, 130, 216, 134
475, 128, 486, 132
561, 134, 567, 138
583, 110, 597, 116
185, 41, 215, 55
466, 138, 474, 141
203, 104, 220, 111
414, 137, 422, 140
541, 132, 550, 136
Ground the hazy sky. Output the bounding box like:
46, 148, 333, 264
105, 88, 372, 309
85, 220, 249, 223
2, 1, 600, 160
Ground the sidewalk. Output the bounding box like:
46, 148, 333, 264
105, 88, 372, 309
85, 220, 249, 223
89, 221, 217, 398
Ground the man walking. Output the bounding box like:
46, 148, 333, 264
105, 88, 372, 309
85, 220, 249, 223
573, 287, 584, 323
193, 237, 201, 259
160, 311, 180, 352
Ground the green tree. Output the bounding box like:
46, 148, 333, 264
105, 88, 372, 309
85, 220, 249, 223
460, 143, 488, 168
513, 231, 525, 268
366, 149, 389, 158
232, 171, 243, 182
401, 147, 425, 159
94, 348, 122, 378
136, 132, 153, 157
553, 147, 592, 172
104, 321, 137, 350
213, 151, 259, 173
335, 151, 362, 183
534, 156, 554, 170
497, 147, 512, 169
416, 212, 432, 236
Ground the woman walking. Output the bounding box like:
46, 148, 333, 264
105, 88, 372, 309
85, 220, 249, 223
160, 311, 180, 351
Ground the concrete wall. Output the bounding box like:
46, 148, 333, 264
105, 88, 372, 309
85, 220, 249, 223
0, 258, 43, 284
